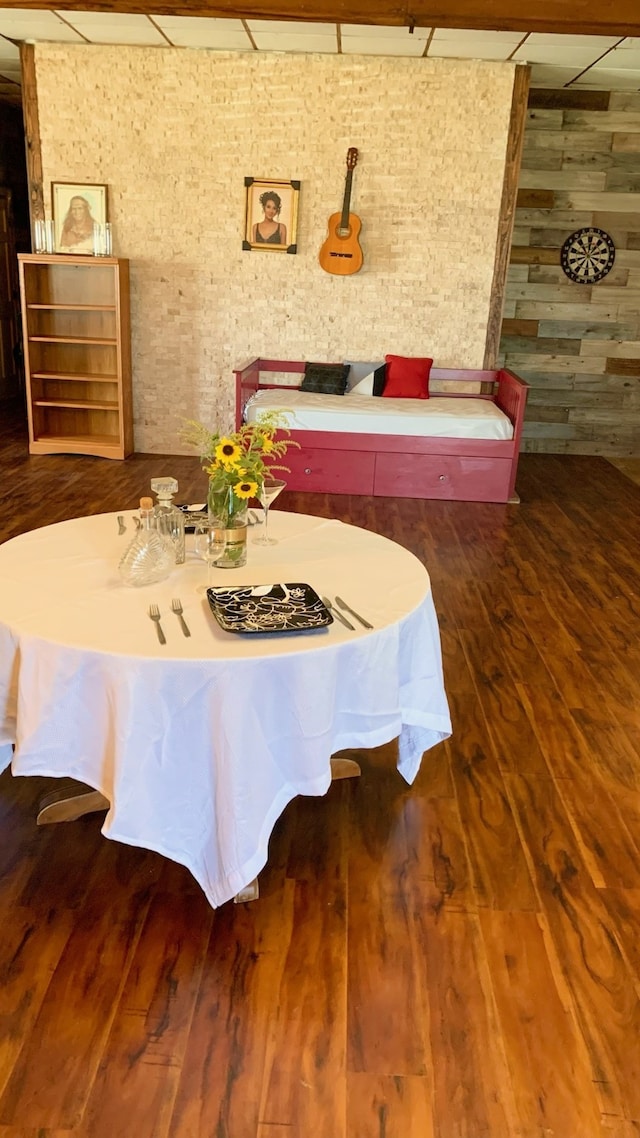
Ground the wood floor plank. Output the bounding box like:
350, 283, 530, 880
505, 771, 640, 1119
404, 795, 476, 914
522, 568, 605, 657
0, 1129, 75, 1137
600, 1116, 640, 1135
0, 862, 153, 1126
477, 586, 552, 688
418, 909, 517, 1138
482, 528, 543, 598
518, 683, 640, 889
0, 777, 56, 917
256, 879, 347, 1136
446, 686, 539, 910
345, 760, 415, 898
509, 590, 599, 710
478, 910, 603, 1137
347, 878, 430, 1076
79, 891, 213, 1138
578, 638, 640, 714
509, 587, 584, 657
346, 1074, 435, 1138
599, 890, 640, 1003
429, 577, 492, 635
13, 808, 105, 912
0, 906, 75, 1103
168, 884, 298, 1138
281, 774, 349, 888
439, 627, 476, 697
570, 706, 640, 837
457, 628, 552, 778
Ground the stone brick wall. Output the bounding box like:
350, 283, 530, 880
499, 89, 640, 457
34, 46, 517, 453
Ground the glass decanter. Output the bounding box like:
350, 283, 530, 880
119, 497, 174, 587
151, 476, 185, 564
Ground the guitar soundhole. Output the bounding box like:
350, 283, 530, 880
337, 226, 351, 238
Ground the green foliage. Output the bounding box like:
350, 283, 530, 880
181, 412, 299, 499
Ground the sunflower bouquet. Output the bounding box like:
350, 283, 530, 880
182, 412, 297, 528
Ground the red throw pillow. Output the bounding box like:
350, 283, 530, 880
382, 354, 433, 399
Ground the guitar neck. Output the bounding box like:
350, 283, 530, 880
340, 170, 354, 232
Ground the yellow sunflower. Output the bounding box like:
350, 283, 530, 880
215, 438, 242, 465
261, 437, 274, 454
233, 480, 258, 499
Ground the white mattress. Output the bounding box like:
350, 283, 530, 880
245, 388, 514, 441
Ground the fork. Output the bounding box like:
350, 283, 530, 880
171, 598, 191, 637
148, 604, 166, 645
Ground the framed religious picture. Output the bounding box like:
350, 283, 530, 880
51, 182, 108, 255
243, 178, 300, 254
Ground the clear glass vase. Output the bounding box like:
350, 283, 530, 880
207, 481, 248, 569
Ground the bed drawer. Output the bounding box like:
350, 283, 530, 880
285, 447, 375, 494
374, 453, 513, 502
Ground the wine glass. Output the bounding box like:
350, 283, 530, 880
193, 520, 227, 593
253, 479, 286, 546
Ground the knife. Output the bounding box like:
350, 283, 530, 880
322, 596, 354, 630
335, 595, 373, 629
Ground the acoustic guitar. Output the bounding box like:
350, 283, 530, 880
319, 147, 363, 276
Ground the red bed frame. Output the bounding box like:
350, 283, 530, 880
234, 358, 529, 503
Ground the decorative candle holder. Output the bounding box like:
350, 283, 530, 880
34, 219, 45, 253
34, 219, 55, 253
92, 222, 114, 257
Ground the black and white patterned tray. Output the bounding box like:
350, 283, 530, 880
176, 503, 207, 532
207, 582, 333, 634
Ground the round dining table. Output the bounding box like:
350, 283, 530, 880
0, 509, 451, 907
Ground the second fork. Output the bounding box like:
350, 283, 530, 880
171, 598, 191, 637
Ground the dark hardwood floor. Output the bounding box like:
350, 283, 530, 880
1, 400, 640, 1137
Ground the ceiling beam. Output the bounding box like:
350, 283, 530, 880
0, 0, 639, 36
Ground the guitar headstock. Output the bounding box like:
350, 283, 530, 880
346, 147, 359, 170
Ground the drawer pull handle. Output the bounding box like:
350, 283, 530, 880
304, 467, 312, 474
439, 474, 447, 481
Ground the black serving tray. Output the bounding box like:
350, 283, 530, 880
176, 503, 207, 533
207, 582, 333, 635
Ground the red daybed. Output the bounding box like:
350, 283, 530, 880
234, 358, 529, 503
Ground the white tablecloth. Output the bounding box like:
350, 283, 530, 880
0, 510, 451, 907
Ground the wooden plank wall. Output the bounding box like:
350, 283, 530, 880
497, 88, 640, 457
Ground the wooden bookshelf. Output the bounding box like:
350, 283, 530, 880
18, 254, 133, 460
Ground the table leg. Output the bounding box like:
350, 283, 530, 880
330, 756, 361, 780
233, 878, 259, 903
230, 759, 359, 905
36, 779, 110, 826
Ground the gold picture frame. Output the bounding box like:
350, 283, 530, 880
51, 182, 108, 255
243, 178, 299, 254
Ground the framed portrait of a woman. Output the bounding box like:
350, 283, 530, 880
52, 182, 108, 255
243, 178, 300, 254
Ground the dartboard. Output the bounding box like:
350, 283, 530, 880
561, 227, 615, 284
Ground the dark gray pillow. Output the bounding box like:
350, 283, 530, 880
372, 364, 386, 396
300, 362, 350, 395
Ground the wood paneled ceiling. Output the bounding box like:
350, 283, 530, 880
1, 0, 640, 108
2, 0, 639, 35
